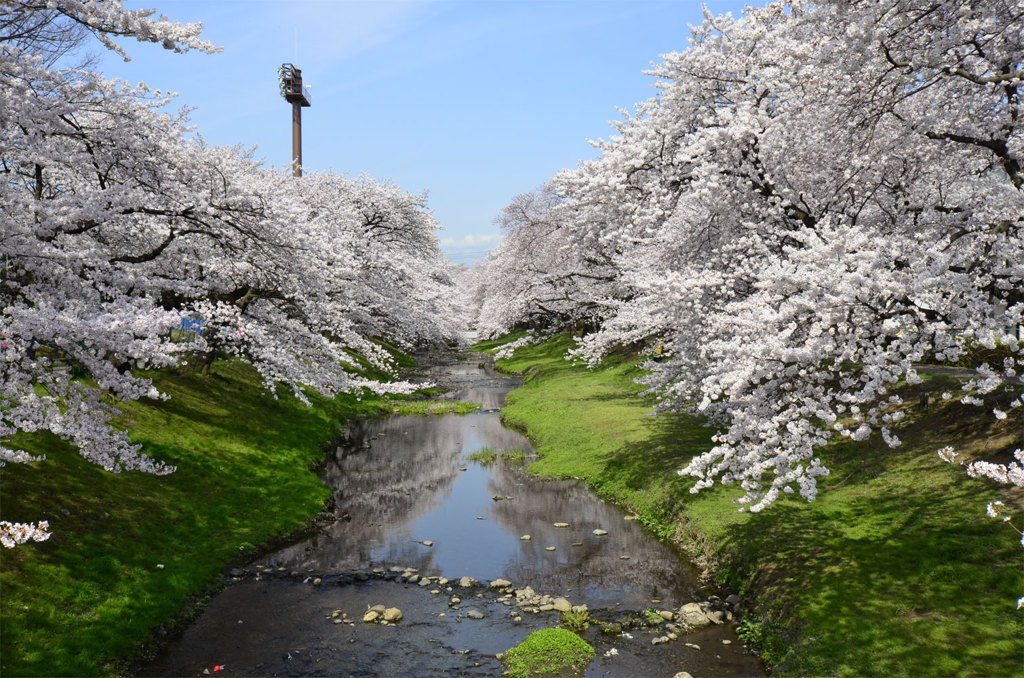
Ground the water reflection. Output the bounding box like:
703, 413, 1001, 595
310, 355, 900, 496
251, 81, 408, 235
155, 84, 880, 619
260, 355, 703, 610
140, 352, 765, 678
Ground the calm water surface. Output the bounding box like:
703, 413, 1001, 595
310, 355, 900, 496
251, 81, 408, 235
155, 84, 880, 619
139, 353, 764, 677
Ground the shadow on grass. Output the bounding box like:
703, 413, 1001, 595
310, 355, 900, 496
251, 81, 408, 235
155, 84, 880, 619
0, 358, 388, 676
587, 390, 1023, 676
600, 411, 713, 495
716, 478, 1023, 677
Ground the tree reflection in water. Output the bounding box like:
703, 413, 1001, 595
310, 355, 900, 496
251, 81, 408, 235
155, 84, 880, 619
259, 355, 702, 611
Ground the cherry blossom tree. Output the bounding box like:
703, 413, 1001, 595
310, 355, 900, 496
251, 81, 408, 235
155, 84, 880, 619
1, 0, 461, 547
482, 0, 1022, 516
472, 184, 611, 338
2, 1, 220, 547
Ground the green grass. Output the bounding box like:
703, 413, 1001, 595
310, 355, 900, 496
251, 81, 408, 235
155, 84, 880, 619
468, 448, 499, 465
559, 608, 591, 634
501, 448, 527, 464
502, 627, 595, 677
0, 355, 406, 677
468, 446, 528, 466
478, 333, 1024, 677
387, 399, 481, 416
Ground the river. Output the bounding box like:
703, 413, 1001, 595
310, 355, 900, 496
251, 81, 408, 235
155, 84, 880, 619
138, 351, 764, 677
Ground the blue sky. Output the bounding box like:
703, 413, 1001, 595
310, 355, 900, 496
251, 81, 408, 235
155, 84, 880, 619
99, 0, 750, 265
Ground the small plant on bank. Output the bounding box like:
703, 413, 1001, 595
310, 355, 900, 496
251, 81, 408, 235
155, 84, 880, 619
735, 614, 788, 666
559, 608, 591, 633
736, 616, 763, 644
502, 627, 595, 678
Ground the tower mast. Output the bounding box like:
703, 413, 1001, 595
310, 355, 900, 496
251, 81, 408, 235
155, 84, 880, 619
277, 63, 311, 177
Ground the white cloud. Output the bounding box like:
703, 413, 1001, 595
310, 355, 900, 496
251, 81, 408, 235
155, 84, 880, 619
440, 233, 501, 248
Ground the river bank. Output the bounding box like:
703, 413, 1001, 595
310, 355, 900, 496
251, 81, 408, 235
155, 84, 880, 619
477, 333, 1024, 677
135, 349, 763, 677
0, 353, 410, 677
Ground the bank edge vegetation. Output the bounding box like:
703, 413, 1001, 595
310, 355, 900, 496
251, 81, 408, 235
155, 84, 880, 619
464, 0, 1024, 618
479, 333, 1022, 677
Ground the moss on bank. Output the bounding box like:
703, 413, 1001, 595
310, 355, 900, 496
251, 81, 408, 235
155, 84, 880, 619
480, 334, 1024, 677
0, 356, 405, 677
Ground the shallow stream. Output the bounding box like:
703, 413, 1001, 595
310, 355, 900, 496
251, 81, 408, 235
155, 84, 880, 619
139, 353, 764, 677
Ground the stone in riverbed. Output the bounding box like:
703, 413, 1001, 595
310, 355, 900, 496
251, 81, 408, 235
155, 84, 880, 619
419, 540, 433, 547
466, 609, 484, 619
552, 597, 572, 612
545, 546, 556, 551
383, 608, 403, 622
520, 535, 531, 541
459, 576, 475, 588
490, 578, 512, 589
553, 522, 569, 528
678, 603, 711, 628
659, 610, 674, 621
363, 610, 380, 623
593, 529, 608, 536
706, 609, 730, 624
673, 673, 694, 678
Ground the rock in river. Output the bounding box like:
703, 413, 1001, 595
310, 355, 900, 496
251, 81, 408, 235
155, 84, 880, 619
383, 608, 403, 622
593, 529, 608, 536
678, 603, 711, 628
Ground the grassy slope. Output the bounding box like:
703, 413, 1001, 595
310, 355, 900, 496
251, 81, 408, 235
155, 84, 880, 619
479, 334, 1024, 677
0, 358, 398, 677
